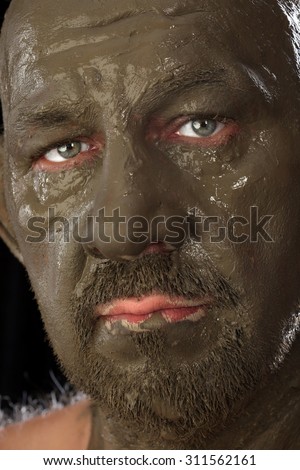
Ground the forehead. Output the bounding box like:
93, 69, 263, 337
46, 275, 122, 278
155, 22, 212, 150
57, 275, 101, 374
4, 0, 286, 46
3, 0, 287, 61
0, 0, 292, 112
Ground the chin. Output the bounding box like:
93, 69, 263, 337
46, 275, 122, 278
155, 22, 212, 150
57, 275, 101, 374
59, 317, 281, 448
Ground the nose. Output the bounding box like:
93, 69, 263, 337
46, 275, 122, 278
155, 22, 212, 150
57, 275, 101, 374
87, 134, 188, 260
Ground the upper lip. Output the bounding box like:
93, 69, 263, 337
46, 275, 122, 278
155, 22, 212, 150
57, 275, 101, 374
95, 294, 212, 317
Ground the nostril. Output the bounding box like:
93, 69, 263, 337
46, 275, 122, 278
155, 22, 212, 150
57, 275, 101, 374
84, 241, 176, 262
139, 242, 175, 257
84, 245, 105, 259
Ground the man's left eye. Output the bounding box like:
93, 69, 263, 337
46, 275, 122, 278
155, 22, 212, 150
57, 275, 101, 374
176, 119, 224, 138
45, 141, 90, 162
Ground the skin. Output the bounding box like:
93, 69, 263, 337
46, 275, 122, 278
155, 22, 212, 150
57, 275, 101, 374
1, 0, 300, 449
0, 400, 91, 450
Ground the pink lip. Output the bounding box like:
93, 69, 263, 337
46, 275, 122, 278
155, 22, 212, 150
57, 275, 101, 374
95, 294, 211, 325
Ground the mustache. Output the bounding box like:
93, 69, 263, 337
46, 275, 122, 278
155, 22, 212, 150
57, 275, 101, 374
74, 244, 241, 313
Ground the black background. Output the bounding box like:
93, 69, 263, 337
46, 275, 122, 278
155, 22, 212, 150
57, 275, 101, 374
0, 0, 66, 409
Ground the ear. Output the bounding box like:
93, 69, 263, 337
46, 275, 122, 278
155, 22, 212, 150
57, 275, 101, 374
0, 134, 24, 264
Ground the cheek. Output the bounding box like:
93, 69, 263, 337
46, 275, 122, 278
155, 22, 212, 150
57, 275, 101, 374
6, 167, 91, 321
180, 128, 300, 327
19, 238, 87, 367
225, 140, 300, 322
8, 159, 96, 256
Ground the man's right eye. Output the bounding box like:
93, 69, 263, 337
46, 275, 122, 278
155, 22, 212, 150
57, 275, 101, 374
45, 141, 90, 162
33, 135, 104, 171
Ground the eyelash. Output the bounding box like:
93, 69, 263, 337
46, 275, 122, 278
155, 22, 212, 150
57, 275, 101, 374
162, 114, 238, 142
145, 113, 238, 146
31, 139, 84, 162
30, 114, 239, 171
31, 134, 104, 171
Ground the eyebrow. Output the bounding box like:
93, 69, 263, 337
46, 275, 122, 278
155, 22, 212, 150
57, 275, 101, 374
131, 64, 261, 117
140, 67, 227, 107
10, 65, 262, 133
12, 102, 98, 133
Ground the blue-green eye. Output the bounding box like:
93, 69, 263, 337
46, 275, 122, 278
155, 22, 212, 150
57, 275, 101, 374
45, 141, 90, 162
177, 119, 224, 138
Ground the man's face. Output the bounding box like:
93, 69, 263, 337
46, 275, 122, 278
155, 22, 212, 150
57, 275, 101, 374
1, 0, 300, 447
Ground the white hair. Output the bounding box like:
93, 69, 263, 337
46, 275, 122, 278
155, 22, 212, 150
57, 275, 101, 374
0, 383, 86, 428
279, 0, 300, 73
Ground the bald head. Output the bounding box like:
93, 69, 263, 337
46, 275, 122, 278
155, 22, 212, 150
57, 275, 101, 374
0, 0, 298, 116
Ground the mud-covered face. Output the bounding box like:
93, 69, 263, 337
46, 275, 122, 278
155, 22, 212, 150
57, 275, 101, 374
1, 0, 300, 447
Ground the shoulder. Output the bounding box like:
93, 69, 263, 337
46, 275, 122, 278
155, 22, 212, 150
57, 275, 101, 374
0, 399, 92, 450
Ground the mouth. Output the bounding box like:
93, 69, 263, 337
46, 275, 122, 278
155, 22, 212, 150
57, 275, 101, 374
95, 294, 212, 332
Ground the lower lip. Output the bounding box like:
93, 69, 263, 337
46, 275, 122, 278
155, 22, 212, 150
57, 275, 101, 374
105, 306, 205, 324
96, 295, 211, 333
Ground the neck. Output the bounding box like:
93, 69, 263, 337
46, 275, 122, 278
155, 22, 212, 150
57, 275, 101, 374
88, 336, 300, 449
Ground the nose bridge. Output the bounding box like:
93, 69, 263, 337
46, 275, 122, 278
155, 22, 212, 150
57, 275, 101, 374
90, 131, 186, 259
94, 132, 156, 216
